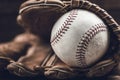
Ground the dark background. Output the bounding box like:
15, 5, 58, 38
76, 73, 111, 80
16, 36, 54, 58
0, 0, 26, 43
0, 0, 119, 80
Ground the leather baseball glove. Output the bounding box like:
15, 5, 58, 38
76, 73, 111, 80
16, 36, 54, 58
7, 0, 78, 79
7, 0, 120, 80
0, 33, 39, 70
61, 0, 120, 79
17, 0, 67, 42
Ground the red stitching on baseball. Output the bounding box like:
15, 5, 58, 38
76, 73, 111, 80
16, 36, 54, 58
76, 23, 107, 68
51, 10, 78, 45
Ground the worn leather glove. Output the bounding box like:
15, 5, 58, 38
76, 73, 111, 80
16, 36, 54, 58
7, 44, 52, 76
7, 0, 79, 79
7, 0, 120, 80
45, 0, 120, 79
0, 33, 40, 70
7, 43, 80, 79
17, 0, 67, 42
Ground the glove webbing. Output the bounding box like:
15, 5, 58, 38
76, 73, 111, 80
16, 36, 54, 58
19, 0, 67, 14
63, 0, 120, 39
34, 51, 57, 72
61, 0, 120, 77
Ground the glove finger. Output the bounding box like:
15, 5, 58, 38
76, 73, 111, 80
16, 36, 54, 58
7, 62, 39, 77
0, 36, 31, 70
108, 75, 120, 80
17, 0, 66, 42
7, 44, 52, 77
0, 56, 14, 70
44, 66, 79, 79
42, 54, 82, 79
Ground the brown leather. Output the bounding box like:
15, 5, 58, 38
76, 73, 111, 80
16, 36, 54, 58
7, 44, 53, 76
7, 0, 76, 78
86, 59, 117, 77
108, 75, 120, 80
17, 0, 66, 43
61, 0, 120, 77
7, 43, 77, 78
39, 54, 79, 79
6, 0, 120, 79
0, 33, 40, 69
42, 0, 120, 78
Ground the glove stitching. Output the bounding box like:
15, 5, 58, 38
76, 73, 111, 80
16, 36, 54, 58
19, 3, 65, 14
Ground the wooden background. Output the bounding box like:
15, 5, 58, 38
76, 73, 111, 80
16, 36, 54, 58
0, 0, 119, 80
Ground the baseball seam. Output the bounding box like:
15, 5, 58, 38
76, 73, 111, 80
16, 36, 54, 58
76, 23, 107, 68
51, 10, 78, 45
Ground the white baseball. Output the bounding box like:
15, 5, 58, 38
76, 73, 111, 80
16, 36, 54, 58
50, 9, 109, 68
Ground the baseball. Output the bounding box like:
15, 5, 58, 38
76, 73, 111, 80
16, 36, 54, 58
50, 9, 109, 68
